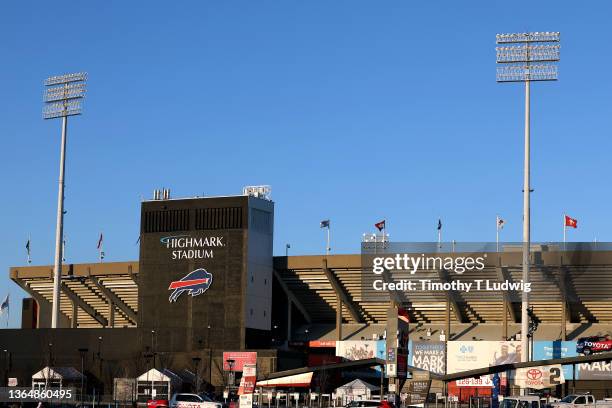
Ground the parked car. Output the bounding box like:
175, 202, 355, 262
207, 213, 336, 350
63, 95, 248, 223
550, 394, 612, 408
500, 395, 541, 408
576, 335, 612, 355
170, 393, 223, 408
147, 399, 169, 408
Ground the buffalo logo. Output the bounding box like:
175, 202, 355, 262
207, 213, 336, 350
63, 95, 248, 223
168, 268, 213, 302
527, 369, 542, 380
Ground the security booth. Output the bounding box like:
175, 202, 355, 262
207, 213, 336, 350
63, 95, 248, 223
32, 366, 85, 390
137, 368, 183, 403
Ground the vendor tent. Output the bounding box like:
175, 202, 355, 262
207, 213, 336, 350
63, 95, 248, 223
32, 367, 85, 389
136, 368, 183, 403
334, 379, 379, 402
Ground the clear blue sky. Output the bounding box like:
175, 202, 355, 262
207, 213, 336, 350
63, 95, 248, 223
1, 1, 611, 327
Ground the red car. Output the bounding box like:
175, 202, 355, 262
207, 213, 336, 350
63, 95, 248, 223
148, 399, 169, 408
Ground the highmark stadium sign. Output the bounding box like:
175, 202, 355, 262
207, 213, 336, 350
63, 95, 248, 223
160, 234, 225, 260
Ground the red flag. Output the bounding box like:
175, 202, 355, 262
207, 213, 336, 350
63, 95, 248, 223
565, 215, 577, 228
374, 220, 385, 231
97, 233, 104, 249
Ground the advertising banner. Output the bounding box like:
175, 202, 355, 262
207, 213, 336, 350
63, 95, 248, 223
406, 381, 430, 405
515, 365, 565, 389
456, 377, 493, 387
409, 341, 446, 375
447, 341, 521, 374
532, 340, 612, 380
533, 341, 576, 379
223, 352, 257, 371
336, 340, 384, 361
578, 360, 612, 380
238, 364, 257, 395
309, 340, 337, 348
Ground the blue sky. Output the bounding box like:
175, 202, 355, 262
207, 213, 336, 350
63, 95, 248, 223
1, 1, 611, 327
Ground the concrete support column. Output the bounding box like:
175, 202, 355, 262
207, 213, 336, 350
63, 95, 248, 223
108, 300, 115, 328
561, 300, 567, 341
503, 299, 508, 340
445, 295, 451, 341
336, 295, 343, 341
71, 300, 78, 328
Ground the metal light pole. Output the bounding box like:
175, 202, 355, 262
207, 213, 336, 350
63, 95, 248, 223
496, 32, 560, 386
78, 347, 88, 402
193, 357, 201, 393
43, 72, 87, 328
226, 359, 235, 394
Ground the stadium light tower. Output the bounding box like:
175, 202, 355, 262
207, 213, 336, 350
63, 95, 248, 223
496, 32, 560, 368
43, 72, 87, 328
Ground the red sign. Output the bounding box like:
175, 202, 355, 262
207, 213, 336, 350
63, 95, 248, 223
308, 340, 336, 348
222, 352, 257, 371
238, 363, 257, 395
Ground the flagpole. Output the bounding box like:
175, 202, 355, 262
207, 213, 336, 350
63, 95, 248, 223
326, 225, 330, 256
563, 214, 566, 250
496, 216, 500, 252
374, 230, 377, 255
27, 234, 31, 264
437, 219, 441, 249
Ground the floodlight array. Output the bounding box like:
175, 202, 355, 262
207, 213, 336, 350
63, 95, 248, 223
496, 32, 560, 44
496, 44, 560, 63
496, 64, 558, 82
45, 83, 87, 102
43, 100, 83, 119
45, 72, 87, 86
43, 72, 87, 119
496, 32, 559, 82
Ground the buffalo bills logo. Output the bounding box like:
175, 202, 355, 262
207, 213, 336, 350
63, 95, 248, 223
168, 268, 213, 302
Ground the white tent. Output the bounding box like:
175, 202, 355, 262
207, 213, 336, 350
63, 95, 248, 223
137, 368, 183, 403
32, 367, 85, 389
335, 379, 379, 403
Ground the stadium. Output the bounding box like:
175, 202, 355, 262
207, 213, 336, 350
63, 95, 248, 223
1, 188, 612, 404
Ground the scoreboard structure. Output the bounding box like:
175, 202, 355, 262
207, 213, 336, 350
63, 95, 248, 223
139, 194, 274, 351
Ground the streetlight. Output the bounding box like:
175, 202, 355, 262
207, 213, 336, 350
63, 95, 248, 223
151, 330, 156, 368
43, 72, 87, 328
226, 359, 235, 393
48, 343, 53, 366
78, 348, 88, 401
496, 32, 560, 368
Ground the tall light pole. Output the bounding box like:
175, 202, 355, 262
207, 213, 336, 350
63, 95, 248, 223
44, 72, 87, 328
496, 33, 560, 371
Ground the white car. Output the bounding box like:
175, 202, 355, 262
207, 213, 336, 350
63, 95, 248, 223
500, 395, 541, 408
550, 394, 612, 408
170, 393, 223, 408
